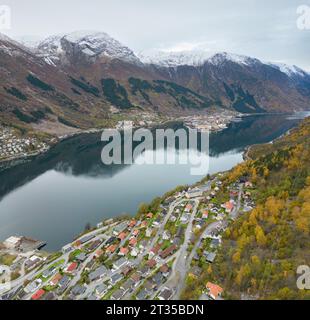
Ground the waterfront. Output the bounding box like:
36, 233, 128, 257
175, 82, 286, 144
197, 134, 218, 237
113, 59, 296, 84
0, 113, 306, 251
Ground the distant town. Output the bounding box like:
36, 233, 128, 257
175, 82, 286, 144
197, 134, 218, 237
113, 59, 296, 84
0, 172, 256, 301
0, 126, 49, 162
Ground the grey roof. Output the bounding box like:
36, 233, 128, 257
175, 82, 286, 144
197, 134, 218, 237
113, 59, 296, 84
136, 289, 148, 300
96, 283, 108, 295
79, 234, 95, 244
75, 252, 87, 261
71, 285, 86, 296
58, 275, 70, 288
121, 279, 134, 291
113, 257, 127, 268
206, 252, 217, 263
89, 266, 108, 282
111, 289, 125, 300
110, 273, 123, 284
159, 288, 173, 300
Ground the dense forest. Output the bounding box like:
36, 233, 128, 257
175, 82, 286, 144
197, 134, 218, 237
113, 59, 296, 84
182, 117, 310, 300
212, 117, 310, 299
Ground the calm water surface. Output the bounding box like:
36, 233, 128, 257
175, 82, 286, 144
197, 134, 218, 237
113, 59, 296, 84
0, 113, 307, 250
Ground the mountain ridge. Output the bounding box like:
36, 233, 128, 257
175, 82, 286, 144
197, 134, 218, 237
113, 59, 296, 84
0, 31, 310, 134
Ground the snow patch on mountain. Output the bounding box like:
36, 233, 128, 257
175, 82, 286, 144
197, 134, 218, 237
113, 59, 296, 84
138, 50, 261, 67
267, 62, 308, 78
36, 31, 141, 65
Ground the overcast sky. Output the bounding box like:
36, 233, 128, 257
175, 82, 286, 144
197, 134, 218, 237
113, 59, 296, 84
2, 0, 310, 69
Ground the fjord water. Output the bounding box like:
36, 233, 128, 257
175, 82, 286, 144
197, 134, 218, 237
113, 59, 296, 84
0, 114, 307, 251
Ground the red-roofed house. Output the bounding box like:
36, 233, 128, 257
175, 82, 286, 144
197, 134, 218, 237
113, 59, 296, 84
149, 244, 161, 258
129, 237, 137, 247
119, 247, 129, 256
146, 212, 153, 219
31, 289, 45, 300
202, 210, 209, 219
118, 232, 127, 241
185, 204, 193, 212
106, 244, 117, 254
50, 273, 62, 286
147, 259, 157, 269
206, 282, 223, 300
128, 220, 136, 228
224, 201, 234, 213
94, 249, 103, 258
66, 262, 78, 273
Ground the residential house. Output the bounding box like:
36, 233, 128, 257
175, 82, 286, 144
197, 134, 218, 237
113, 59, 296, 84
119, 247, 129, 256
139, 240, 148, 250
62, 244, 73, 254
189, 266, 202, 278
75, 252, 87, 262
149, 244, 161, 259
147, 259, 157, 269
202, 210, 209, 219
145, 228, 153, 238
136, 288, 148, 300
130, 272, 141, 283
113, 257, 128, 270
42, 292, 57, 300
186, 188, 203, 199
94, 249, 103, 258
162, 230, 171, 241
42, 266, 57, 279
206, 282, 223, 300
79, 234, 95, 245
118, 232, 127, 241
89, 266, 108, 282
129, 237, 137, 247
105, 236, 116, 245
160, 245, 177, 259
106, 244, 117, 254
95, 284, 108, 297
184, 203, 193, 213
110, 273, 123, 286
131, 247, 139, 257
158, 287, 173, 300
120, 279, 135, 294
113, 222, 128, 235
206, 252, 217, 263
65, 262, 78, 274
146, 212, 153, 219
160, 264, 170, 277
223, 201, 234, 214
31, 289, 45, 300
111, 288, 125, 300
50, 273, 62, 286
152, 217, 161, 228
128, 219, 137, 229
121, 265, 132, 277
87, 240, 101, 252
71, 284, 86, 296
24, 279, 42, 294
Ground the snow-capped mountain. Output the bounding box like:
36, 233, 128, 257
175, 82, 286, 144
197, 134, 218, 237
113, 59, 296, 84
0, 31, 309, 133
139, 50, 264, 68
35, 31, 141, 66
267, 62, 309, 79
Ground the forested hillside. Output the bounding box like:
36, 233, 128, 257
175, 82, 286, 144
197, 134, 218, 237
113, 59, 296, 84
211, 117, 310, 299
